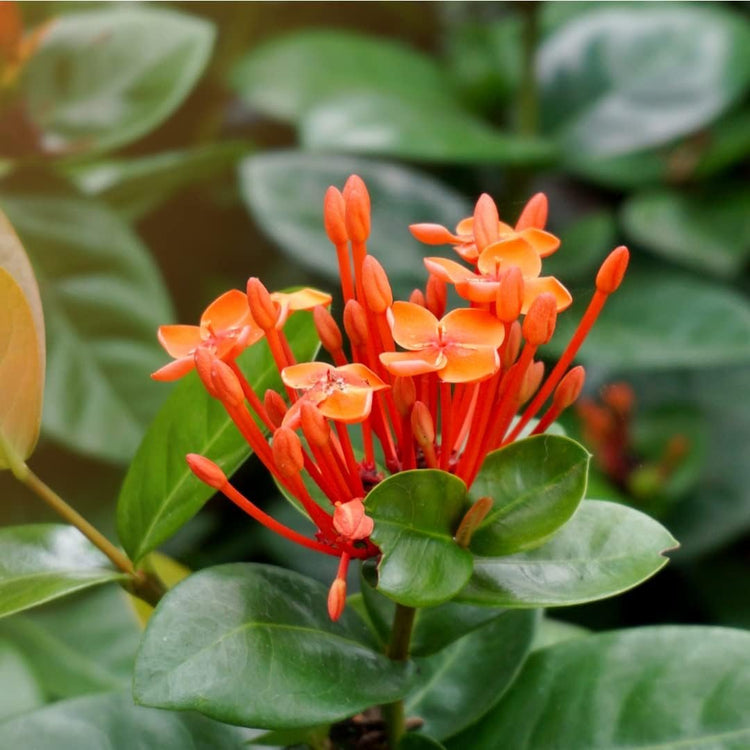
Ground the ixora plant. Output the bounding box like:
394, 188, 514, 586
1, 178, 749, 749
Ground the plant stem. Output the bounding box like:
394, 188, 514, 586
382, 603, 417, 748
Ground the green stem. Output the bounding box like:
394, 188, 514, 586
382, 604, 417, 748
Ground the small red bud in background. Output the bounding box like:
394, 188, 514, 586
502, 321, 522, 370
596, 246, 629, 294
186, 454, 227, 490
519, 360, 545, 405
343, 300, 369, 348
409, 288, 426, 307
553, 366, 586, 410
264, 389, 287, 428
392, 376, 416, 417
515, 192, 548, 231
473, 193, 500, 251
313, 305, 343, 355
300, 401, 331, 448
272, 427, 305, 479
323, 186, 348, 245
246, 277, 278, 331
426, 275, 447, 319
455, 496, 494, 548
411, 401, 435, 447
496, 266, 524, 323
523, 293, 558, 346
362, 256, 393, 314
343, 175, 371, 243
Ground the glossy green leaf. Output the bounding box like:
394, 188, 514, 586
301, 92, 556, 165
134, 564, 414, 728
0, 692, 253, 749
0, 194, 174, 462
230, 29, 451, 124
359, 567, 505, 657
0, 584, 141, 698
0, 270, 44, 470
548, 266, 750, 369
23, 8, 214, 156
0, 641, 45, 721
366, 470, 472, 608
69, 141, 252, 221
117, 312, 318, 565
407, 611, 537, 740
531, 617, 589, 652
540, 6, 750, 157
399, 734, 445, 750
469, 435, 590, 556
621, 186, 750, 278
0, 525, 126, 619
239, 151, 470, 298
447, 626, 750, 749
458, 500, 677, 608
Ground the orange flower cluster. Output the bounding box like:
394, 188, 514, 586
154, 175, 629, 620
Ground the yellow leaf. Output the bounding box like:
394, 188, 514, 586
128, 551, 191, 626
0, 268, 44, 469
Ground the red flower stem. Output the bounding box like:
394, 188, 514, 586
455, 372, 502, 481
371, 392, 398, 469
301, 451, 342, 507
278, 328, 297, 366
219, 479, 339, 556
452, 382, 480, 453
361, 421, 376, 467
351, 239, 368, 302
506, 290, 607, 443
428, 374, 438, 426
399, 414, 416, 470
440, 382, 453, 470
335, 422, 365, 496
335, 241, 355, 303
266, 328, 296, 401
308, 442, 350, 504
228, 361, 275, 431
530, 402, 563, 436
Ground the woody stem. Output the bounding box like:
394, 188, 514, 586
382, 603, 417, 747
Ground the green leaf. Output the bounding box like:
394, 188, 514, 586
548, 266, 750, 369
301, 92, 557, 165
0, 692, 253, 749
68, 141, 252, 221
406, 611, 537, 741
23, 7, 214, 156
539, 6, 750, 157
117, 311, 319, 565
457, 500, 677, 608
239, 151, 470, 299
0, 584, 142, 698
621, 186, 750, 278
0, 641, 45, 721
366, 470, 472, 608
531, 617, 589, 652
0, 524, 126, 619
447, 626, 750, 749
134, 564, 414, 729
0, 194, 174, 462
469, 435, 590, 556
399, 734, 445, 750
230, 29, 451, 124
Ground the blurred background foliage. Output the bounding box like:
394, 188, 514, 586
0, 0, 748, 715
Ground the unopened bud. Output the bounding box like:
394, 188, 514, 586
272, 427, 305, 478
333, 499, 373, 540
519, 360, 545, 405
323, 186, 348, 245
553, 366, 585, 410
601, 382, 634, 418
313, 305, 343, 354
264, 389, 288, 428
502, 321, 522, 370
409, 223, 458, 245
523, 293, 557, 346
392, 376, 416, 417
411, 401, 435, 447
473, 193, 500, 251
596, 246, 629, 294
194, 348, 220, 398
343, 175, 371, 243
343, 299, 369, 348
186, 453, 226, 490
515, 192, 548, 231
300, 401, 330, 448
426, 275, 447, 319
246, 277, 278, 331
211, 359, 245, 408
327, 577, 347, 621
455, 496, 493, 548
409, 288, 426, 307
496, 266, 524, 323
362, 256, 393, 314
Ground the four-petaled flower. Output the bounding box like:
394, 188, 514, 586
380, 302, 505, 382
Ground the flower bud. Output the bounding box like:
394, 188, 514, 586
333, 499, 373, 540
327, 577, 347, 622
272, 427, 305, 479
392, 376, 416, 417
246, 277, 278, 331
264, 389, 287, 428
501, 321, 522, 370
194, 348, 220, 398
596, 246, 629, 294
343, 175, 371, 243
473, 193, 500, 251
523, 293, 557, 346
411, 401, 435, 447
455, 496, 493, 548
426, 275, 447, 319
553, 366, 586, 410
515, 192, 548, 231
323, 186, 348, 245
409, 288, 426, 307
211, 359, 245, 408
300, 401, 330, 448
519, 360, 545, 405
496, 266, 524, 323
601, 381, 634, 418
409, 223, 458, 245
362, 255, 393, 314
186, 454, 226, 490
313, 305, 343, 354
343, 299, 369, 348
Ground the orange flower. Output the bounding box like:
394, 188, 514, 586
281, 362, 388, 424
152, 289, 262, 381
380, 302, 504, 382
